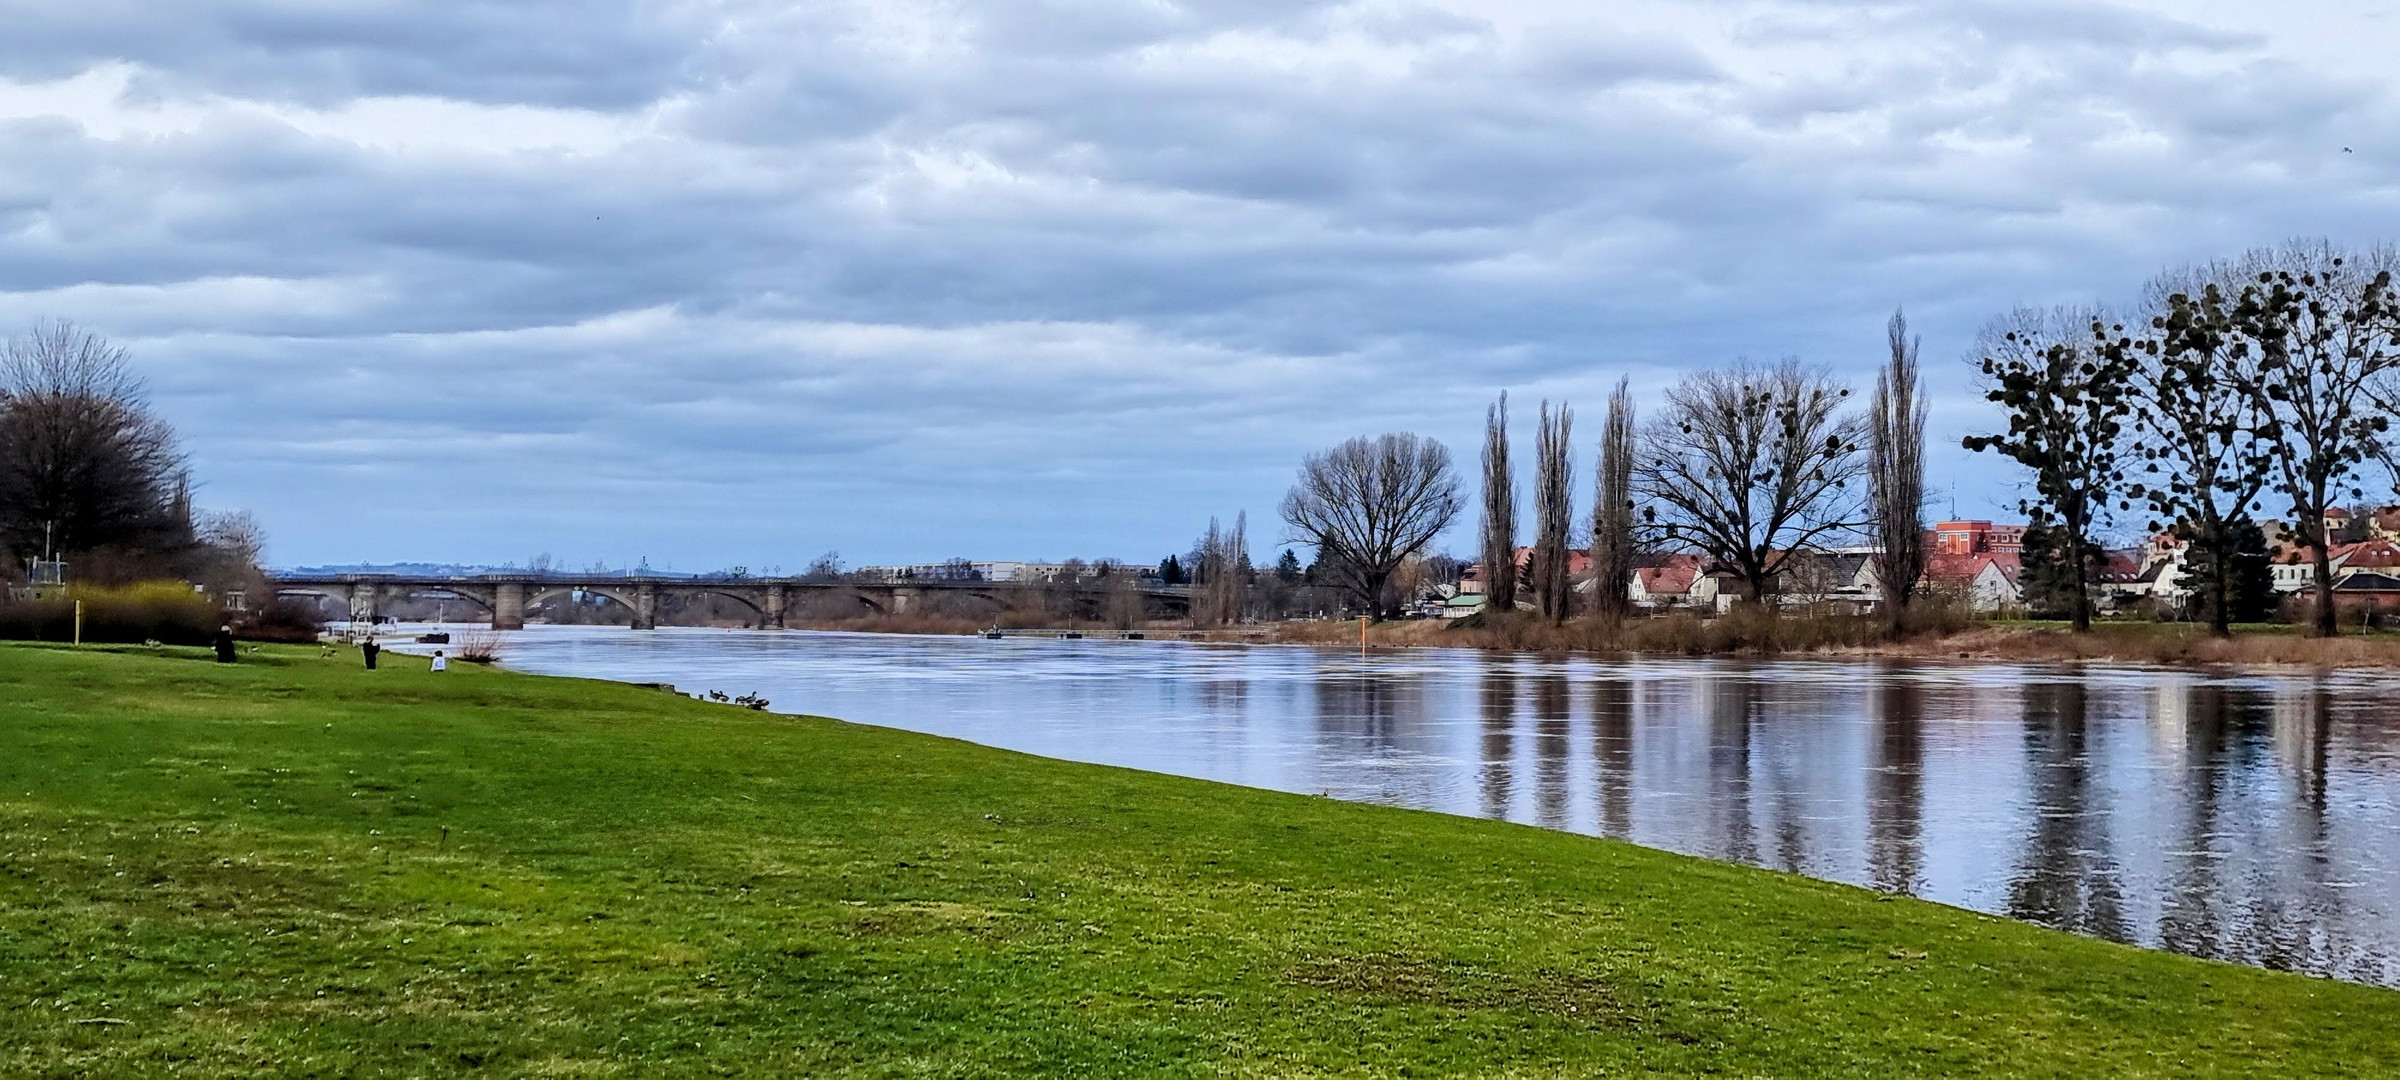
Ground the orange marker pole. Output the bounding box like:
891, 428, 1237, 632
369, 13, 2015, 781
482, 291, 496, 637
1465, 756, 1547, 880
1358, 615, 1369, 647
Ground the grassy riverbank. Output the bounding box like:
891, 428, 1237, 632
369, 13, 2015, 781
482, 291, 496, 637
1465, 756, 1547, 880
3, 643, 2394, 1076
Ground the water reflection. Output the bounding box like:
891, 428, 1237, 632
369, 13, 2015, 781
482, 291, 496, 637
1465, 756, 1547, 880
2005, 681, 2129, 941
428, 626, 2400, 987
1869, 674, 1924, 895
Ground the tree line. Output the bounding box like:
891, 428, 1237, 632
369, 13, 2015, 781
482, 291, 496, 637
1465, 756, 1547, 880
0, 322, 263, 590
1269, 237, 2400, 640
1964, 239, 2400, 638
0, 321, 295, 635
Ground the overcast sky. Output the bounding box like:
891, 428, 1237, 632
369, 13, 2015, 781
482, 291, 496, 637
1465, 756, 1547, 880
2, 1, 2395, 570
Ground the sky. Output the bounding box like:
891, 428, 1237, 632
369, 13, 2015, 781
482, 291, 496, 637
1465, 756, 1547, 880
1, 0, 2396, 571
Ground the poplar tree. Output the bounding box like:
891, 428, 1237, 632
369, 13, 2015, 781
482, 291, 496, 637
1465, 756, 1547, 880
1591, 378, 1636, 620
1530, 399, 1574, 621
1868, 309, 1927, 636
1479, 392, 1517, 613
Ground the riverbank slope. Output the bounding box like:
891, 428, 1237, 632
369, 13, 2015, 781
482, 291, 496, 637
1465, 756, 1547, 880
2, 642, 2392, 1075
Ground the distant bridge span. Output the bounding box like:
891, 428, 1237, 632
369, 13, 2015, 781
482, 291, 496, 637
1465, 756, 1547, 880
271, 573, 1191, 630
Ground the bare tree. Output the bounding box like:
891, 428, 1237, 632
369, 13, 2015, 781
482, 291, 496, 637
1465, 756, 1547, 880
1282, 433, 1463, 620
2224, 241, 2400, 636
1194, 512, 1251, 626
2124, 263, 2276, 636
1591, 378, 1636, 620
198, 509, 266, 570
0, 320, 188, 564
1963, 306, 2137, 632
1530, 399, 1574, 621
1634, 359, 1865, 605
1479, 392, 1517, 613
1869, 309, 1929, 636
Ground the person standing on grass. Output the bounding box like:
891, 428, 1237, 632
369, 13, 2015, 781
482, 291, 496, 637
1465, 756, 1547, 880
361, 636, 380, 670
430, 649, 448, 673
213, 625, 237, 664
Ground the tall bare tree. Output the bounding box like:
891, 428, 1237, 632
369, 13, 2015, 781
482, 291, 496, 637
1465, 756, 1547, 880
1530, 399, 1575, 621
1479, 392, 1517, 613
2124, 263, 2276, 636
1282, 432, 1463, 620
1194, 512, 1251, 627
1592, 378, 1636, 620
1633, 359, 1864, 604
1962, 306, 2136, 632
2223, 241, 2400, 636
0, 320, 188, 565
1869, 309, 1928, 636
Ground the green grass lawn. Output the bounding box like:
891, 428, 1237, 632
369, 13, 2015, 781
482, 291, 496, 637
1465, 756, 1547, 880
2, 643, 2395, 1077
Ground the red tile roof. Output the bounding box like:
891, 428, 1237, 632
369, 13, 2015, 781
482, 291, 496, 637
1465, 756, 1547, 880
2338, 538, 2400, 570
1635, 564, 1699, 595
1922, 552, 2019, 587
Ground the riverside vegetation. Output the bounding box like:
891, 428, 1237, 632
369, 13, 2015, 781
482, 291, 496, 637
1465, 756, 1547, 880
3, 642, 2396, 1076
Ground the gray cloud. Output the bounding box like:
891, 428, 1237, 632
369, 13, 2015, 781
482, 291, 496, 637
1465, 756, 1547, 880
0, 0, 2395, 567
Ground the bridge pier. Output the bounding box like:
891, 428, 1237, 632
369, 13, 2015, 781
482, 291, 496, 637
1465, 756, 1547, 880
493, 582, 526, 631
349, 582, 380, 625
765, 584, 787, 629
892, 587, 921, 615
632, 583, 658, 630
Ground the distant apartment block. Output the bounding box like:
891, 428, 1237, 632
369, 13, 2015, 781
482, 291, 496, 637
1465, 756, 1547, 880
1930, 520, 2025, 557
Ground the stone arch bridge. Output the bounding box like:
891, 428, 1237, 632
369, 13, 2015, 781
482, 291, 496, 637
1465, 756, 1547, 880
271, 573, 1190, 630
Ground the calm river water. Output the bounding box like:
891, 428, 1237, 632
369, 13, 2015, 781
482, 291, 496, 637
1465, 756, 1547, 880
399, 625, 2400, 986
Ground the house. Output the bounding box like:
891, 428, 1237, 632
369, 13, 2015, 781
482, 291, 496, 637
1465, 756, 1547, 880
1627, 554, 1716, 611
1461, 546, 1593, 597
1772, 550, 1882, 614
2124, 533, 2191, 610
2091, 548, 2144, 611
1922, 552, 2022, 612
2333, 572, 2400, 616
2337, 537, 2400, 573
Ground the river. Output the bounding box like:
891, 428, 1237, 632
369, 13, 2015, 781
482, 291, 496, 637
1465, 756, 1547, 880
386, 624, 2400, 987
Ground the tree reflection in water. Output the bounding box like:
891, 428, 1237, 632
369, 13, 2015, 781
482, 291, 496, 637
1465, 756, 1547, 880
2004, 680, 2129, 941
1591, 678, 1636, 839
1477, 669, 1515, 822
1867, 668, 1925, 895
1530, 674, 1572, 829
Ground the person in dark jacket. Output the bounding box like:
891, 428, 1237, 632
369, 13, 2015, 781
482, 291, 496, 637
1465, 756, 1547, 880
213, 625, 237, 663
361, 637, 381, 670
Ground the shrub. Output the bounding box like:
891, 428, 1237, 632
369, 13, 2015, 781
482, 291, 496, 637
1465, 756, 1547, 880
0, 582, 222, 645
454, 631, 504, 664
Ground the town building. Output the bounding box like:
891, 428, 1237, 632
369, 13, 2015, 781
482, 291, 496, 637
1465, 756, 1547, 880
1930, 521, 2025, 557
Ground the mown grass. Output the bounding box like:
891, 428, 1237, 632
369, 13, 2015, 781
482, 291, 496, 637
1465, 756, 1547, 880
1, 642, 2395, 1076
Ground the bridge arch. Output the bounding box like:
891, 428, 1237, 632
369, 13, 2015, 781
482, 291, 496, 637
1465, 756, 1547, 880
529, 585, 638, 614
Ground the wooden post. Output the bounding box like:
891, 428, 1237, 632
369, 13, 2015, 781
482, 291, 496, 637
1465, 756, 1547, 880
74, 600, 83, 646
